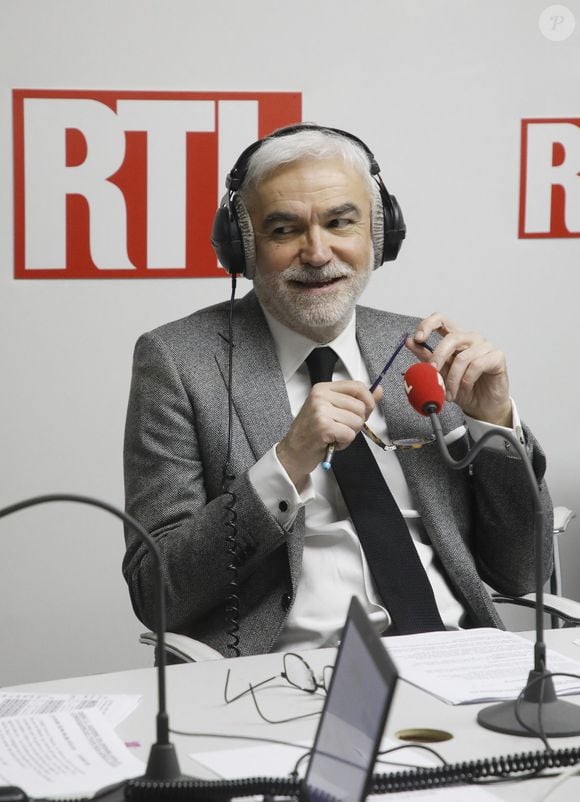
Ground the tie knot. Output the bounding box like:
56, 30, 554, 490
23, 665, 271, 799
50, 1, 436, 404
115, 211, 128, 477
305, 347, 338, 385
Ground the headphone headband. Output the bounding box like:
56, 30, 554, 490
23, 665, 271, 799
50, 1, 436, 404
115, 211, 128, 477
226, 124, 381, 191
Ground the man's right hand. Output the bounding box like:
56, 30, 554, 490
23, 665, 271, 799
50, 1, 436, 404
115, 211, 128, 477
276, 380, 383, 491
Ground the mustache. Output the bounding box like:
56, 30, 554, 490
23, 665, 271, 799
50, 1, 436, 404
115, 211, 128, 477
282, 262, 355, 284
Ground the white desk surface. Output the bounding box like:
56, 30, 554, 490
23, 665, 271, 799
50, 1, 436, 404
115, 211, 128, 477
5, 628, 580, 801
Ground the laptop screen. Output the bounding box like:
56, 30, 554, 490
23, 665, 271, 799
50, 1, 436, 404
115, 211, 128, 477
301, 596, 399, 802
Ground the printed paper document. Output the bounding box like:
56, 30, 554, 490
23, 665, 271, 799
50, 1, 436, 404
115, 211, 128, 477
0, 708, 143, 799
383, 628, 580, 704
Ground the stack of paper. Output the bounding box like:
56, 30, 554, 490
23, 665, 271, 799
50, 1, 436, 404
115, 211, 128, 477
383, 628, 580, 704
0, 694, 143, 799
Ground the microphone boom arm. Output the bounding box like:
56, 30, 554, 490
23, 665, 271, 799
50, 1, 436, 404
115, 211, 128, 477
0, 493, 184, 781
424, 406, 580, 737
426, 409, 546, 675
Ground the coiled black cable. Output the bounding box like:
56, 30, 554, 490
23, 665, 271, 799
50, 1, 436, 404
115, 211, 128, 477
125, 776, 298, 801
371, 747, 580, 793
121, 745, 580, 800
222, 275, 241, 657
223, 469, 240, 657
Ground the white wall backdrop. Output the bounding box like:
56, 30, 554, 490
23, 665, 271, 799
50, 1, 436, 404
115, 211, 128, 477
1, 0, 579, 685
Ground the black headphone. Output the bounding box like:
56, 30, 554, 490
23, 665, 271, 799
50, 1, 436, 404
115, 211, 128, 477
210, 124, 406, 278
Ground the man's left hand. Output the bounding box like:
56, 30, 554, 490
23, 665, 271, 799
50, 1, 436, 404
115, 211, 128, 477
406, 313, 512, 427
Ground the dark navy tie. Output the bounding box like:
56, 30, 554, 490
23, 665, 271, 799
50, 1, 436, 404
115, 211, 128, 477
306, 347, 445, 635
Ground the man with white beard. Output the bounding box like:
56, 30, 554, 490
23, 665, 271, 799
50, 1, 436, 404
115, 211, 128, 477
123, 125, 553, 658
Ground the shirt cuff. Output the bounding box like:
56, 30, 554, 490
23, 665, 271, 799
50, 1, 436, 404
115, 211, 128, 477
248, 444, 314, 528
464, 398, 525, 455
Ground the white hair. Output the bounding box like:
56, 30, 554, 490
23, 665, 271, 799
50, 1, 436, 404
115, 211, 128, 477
237, 126, 376, 205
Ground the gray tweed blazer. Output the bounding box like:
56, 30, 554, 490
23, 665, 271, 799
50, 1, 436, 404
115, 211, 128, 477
123, 290, 553, 655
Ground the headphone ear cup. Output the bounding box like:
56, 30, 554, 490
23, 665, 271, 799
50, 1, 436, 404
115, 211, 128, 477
371, 184, 386, 270
211, 196, 242, 276
231, 195, 256, 279
210, 194, 256, 278
375, 182, 406, 265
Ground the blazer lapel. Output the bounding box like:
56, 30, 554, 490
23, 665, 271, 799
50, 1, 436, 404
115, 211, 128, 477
214, 291, 294, 462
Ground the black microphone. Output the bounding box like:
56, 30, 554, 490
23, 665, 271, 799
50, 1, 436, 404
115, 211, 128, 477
0, 494, 191, 801
403, 363, 580, 738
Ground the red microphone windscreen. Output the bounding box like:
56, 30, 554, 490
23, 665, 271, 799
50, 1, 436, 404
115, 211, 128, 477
404, 362, 446, 415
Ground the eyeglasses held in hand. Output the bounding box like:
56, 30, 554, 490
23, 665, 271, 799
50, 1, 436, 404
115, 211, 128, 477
362, 424, 435, 452
364, 331, 436, 452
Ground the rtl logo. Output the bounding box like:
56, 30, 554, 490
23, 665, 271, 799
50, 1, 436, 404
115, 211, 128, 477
519, 118, 580, 238
13, 90, 302, 278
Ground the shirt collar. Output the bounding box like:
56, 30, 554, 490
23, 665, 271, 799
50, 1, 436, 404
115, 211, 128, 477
261, 306, 361, 381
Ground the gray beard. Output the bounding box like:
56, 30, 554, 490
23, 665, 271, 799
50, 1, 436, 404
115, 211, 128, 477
253, 259, 373, 343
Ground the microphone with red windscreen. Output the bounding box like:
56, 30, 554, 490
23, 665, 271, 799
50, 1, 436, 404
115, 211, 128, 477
403, 362, 446, 416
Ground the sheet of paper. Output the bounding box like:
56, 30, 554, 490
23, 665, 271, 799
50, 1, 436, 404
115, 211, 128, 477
383, 628, 580, 704
375, 786, 502, 800
190, 736, 436, 780
190, 742, 503, 801
0, 692, 141, 728
0, 708, 143, 799
190, 740, 311, 780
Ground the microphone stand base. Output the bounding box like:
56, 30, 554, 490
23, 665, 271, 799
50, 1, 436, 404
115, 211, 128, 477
95, 744, 192, 800
478, 699, 580, 737
144, 741, 190, 780
478, 669, 580, 737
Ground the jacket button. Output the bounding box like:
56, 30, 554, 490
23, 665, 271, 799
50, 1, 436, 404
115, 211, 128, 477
281, 593, 292, 612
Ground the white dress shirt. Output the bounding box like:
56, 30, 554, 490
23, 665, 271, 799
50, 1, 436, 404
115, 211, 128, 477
249, 310, 521, 651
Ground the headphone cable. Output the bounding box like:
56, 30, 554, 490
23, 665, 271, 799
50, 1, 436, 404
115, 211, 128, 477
222, 274, 241, 657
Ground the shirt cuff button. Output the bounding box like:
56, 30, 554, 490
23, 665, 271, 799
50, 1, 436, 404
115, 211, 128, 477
278, 500, 289, 512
